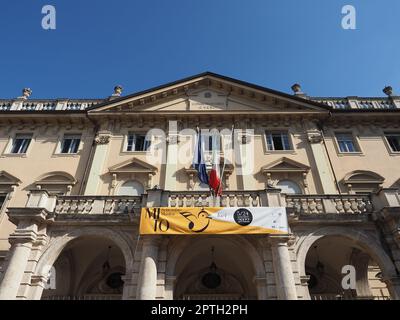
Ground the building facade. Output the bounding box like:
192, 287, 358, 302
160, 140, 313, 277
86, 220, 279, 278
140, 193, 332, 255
0, 72, 399, 300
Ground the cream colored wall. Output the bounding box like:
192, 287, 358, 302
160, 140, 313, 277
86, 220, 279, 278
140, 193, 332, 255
324, 125, 400, 190
0, 124, 95, 250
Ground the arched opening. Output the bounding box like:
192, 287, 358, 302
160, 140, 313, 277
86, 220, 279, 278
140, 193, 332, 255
276, 179, 302, 194
117, 180, 144, 196
172, 237, 259, 300
304, 236, 390, 300
41, 236, 126, 300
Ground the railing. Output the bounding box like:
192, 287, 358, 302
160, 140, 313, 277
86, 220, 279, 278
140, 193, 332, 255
51, 192, 376, 215
285, 194, 373, 215
55, 196, 142, 215
42, 294, 121, 300
311, 294, 390, 300
168, 191, 263, 208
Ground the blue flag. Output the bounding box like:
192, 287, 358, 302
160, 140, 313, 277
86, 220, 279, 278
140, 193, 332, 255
193, 131, 209, 185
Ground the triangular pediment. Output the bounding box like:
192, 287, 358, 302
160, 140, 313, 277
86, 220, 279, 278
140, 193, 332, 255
261, 157, 310, 173
109, 158, 158, 174
88, 72, 330, 114
0, 171, 21, 185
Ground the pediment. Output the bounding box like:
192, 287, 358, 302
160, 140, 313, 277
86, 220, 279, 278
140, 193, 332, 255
261, 157, 310, 173
35, 172, 76, 185
88, 72, 330, 115
109, 158, 158, 174
0, 171, 21, 185
343, 171, 384, 184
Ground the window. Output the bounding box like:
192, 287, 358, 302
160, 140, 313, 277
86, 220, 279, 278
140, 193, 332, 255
127, 133, 151, 152
11, 134, 32, 154
117, 180, 144, 196
203, 134, 221, 152
0, 194, 5, 210
335, 133, 358, 153
60, 134, 81, 154
276, 180, 302, 194
385, 133, 400, 152
265, 131, 291, 151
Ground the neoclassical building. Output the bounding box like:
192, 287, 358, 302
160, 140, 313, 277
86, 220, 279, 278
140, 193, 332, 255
0, 72, 399, 300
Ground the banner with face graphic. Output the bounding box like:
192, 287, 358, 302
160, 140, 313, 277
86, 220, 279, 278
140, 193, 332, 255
139, 207, 288, 235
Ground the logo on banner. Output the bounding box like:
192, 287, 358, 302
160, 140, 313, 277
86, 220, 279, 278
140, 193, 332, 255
233, 208, 253, 226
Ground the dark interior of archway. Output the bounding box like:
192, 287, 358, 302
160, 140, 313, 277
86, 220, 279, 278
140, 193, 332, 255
173, 239, 258, 300
304, 236, 390, 300
41, 236, 126, 300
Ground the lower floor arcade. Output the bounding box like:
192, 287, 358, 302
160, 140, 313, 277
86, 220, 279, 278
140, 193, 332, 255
0, 223, 398, 300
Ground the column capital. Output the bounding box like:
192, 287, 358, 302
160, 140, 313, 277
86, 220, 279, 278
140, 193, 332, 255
94, 131, 111, 145
9, 232, 37, 245
307, 131, 323, 144
7, 208, 51, 226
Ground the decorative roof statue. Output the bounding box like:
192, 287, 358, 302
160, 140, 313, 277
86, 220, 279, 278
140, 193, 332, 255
113, 85, 123, 97
18, 88, 32, 100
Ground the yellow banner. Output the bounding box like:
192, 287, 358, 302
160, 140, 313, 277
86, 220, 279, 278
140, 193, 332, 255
139, 207, 288, 235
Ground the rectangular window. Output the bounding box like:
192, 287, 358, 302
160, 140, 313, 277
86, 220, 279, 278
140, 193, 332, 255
385, 133, 400, 152
11, 134, 32, 154
336, 133, 358, 153
127, 133, 151, 152
0, 194, 5, 210
265, 131, 291, 151
60, 134, 81, 154
199, 133, 222, 152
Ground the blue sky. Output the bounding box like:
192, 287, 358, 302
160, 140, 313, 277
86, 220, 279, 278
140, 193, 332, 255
0, 1, 399, 99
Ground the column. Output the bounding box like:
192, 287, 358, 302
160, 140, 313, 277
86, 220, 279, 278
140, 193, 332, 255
270, 236, 298, 300
84, 131, 111, 195
306, 129, 338, 194
164, 120, 178, 191
0, 207, 48, 300
0, 241, 33, 300
136, 236, 161, 300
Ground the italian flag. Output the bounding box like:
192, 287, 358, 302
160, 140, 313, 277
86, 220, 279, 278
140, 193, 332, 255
209, 133, 222, 196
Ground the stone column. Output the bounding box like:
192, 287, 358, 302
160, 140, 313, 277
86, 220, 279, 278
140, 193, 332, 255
0, 208, 49, 300
136, 236, 161, 300
0, 241, 33, 300
270, 236, 298, 300
84, 131, 111, 195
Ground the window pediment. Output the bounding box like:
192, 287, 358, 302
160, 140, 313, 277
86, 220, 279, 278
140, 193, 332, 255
261, 157, 310, 174
343, 171, 384, 185
108, 158, 158, 175
35, 172, 77, 186
0, 171, 22, 186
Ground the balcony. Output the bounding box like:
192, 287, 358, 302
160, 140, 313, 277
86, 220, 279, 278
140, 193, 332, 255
168, 191, 264, 208
285, 194, 374, 215
20, 189, 397, 219
54, 195, 142, 215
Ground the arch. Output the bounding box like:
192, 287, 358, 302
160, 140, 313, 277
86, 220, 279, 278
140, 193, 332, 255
276, 179, 303, 194
117, 180, 144, 196
166, 236, 265, 300
296, 227, 397, 282
33, 227, 135, 283
165, 235, 265, 278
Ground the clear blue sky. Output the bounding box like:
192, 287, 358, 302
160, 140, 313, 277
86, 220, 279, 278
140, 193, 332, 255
0, 1, 399, 99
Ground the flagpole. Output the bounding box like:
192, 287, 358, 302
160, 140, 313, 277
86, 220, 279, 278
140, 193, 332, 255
217, 124, 234, 199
